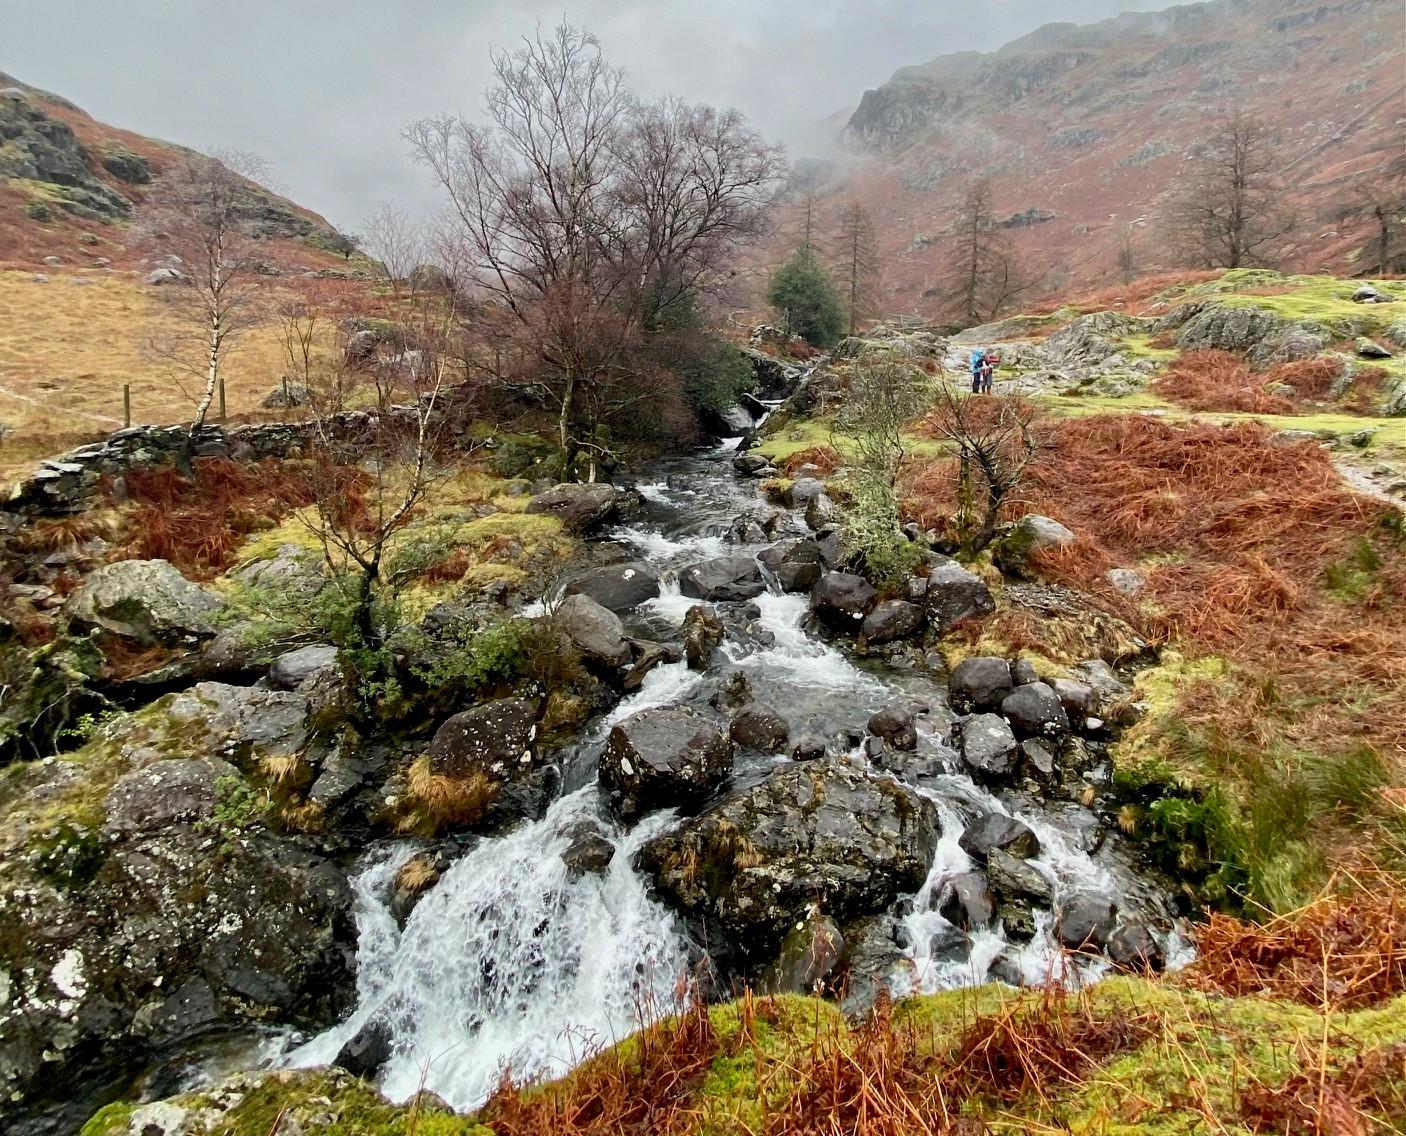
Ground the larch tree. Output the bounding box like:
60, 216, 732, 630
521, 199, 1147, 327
139, 150, 271, 439
1162, 111, 1297, 269
943, 177, 1032, 327
837, 199, 881, 334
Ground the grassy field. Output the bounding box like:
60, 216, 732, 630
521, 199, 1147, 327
0, 268, 343, 478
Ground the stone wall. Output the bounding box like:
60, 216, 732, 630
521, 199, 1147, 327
5, 408, 427, 517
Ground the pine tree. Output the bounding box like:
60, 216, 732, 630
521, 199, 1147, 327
767, 245, 845, 348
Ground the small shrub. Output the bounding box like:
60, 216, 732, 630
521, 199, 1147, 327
25, 200, 52, 223
197, 775, 271, 855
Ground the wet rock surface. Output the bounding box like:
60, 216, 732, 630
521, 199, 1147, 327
601, 708, 734, 820
637, 757, 940, 973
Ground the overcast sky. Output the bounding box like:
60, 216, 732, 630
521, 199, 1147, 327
5, 0, 1169, 230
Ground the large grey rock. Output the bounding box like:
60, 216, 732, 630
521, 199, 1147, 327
986, 846, 1054, 905
786, 477, 826, 507
679, 556, 765, 602
1051, 677, 1098, 716
805, 492, 836, 530
67, 559, 224, 646
993, 515, 1075, 577
958, 713, 1019, 782
638, 757, 940, 971
166, 682, 311, 760
1108, 919, 1166, 972
554, 593, 631, 667
1001, 682, 1070, 738
730, 703, 790, 752
268, 645, 339, 690
334, 1018, 393, 1079
935, 871, 996, 930
861, 599, 926, 644
563, 562, 661, 612
601, 707, 733, 819
1057, 893, 1119, 951
949, 656, 1013, 712
426, 698, 540, 780
758, 539, 823, 591
810, 572, 878, 629
525, 483, 619, 533
102, 757, 242, 840
1355, 336, 1392, 358
867, 702, 919, 751
924, 558, 995, 632
958, 812, 1040, 862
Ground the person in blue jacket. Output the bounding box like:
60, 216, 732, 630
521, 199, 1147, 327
970, 347, 986, 393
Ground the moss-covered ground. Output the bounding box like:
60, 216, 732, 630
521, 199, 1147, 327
79, 979, 1406, 1136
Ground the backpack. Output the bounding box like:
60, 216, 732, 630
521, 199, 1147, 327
970, 348, 987, 372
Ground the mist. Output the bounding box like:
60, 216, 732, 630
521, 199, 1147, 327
5, 0, 1172, 231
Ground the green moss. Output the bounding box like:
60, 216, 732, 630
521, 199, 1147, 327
78, 1102, 134, 1136
752, 418, 846, 464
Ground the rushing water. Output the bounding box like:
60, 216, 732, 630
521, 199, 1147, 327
288, 439, 1188, 1109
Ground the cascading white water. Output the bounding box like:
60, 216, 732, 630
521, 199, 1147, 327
291, 791, 690, 1109
291, 437, 1186, 1111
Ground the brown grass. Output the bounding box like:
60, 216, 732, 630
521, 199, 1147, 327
1178, 875, 1406, 1012
113, 456, 318, 578
1025, 270, 1220, 317
781, 445, 843, 477
1153, 349, 1297, 414
1342, 366, 1389, 415
481, 994, 718, 1136
1240, 1041, 1406, 1136
398, 756, 498, 835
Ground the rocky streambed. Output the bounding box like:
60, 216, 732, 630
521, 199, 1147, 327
1, 438, 1190, 1134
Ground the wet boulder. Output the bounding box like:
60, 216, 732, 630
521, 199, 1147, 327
790, 733, 828, 761
760, 910, 844, 995
561, 825, 617, 879
958, 812, 1040, 863
525, 483, 620, 533
1010, 658, 1040, 686
860, 600, 926, 645
730, 703, 790, 752
679, 556, 765, 602
102, 757, 242, 840
1000, 682, 1070, 738
986, 847, 1054, 906
804, 492, 836, 530
786, 477, 826, 508
334, 1018, 393, 1079
935, 871, 996, 930
957, 713, 1019, 782
924, 558, 995, 633
758, 539, 823, 592
638, 756, 940, 972
1057, 893, 1119, 952
268, 644, 339, 691
426, 698, 539, 779
1051, 677, 1097, 717
867, 702, 919, 751
682, 604, 725, 670
810, 572, 877, 629
554, 593, 632, 668
814, 526, 846, 568
66, 559, 224, 647
733, 451, 774, 477
622, 640, 680, 693
564, 562, 661, 612
601, 707, 734, 820
993, 515, 1075, 578
1107, 919, 1166, 972
948, 656, 1013, 712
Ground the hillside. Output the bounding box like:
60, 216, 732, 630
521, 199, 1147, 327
786, 0, 1404, 315
0, 71, 376, 477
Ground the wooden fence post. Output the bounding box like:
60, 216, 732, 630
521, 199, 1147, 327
123, 384, 131, 428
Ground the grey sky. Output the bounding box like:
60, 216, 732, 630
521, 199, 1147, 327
5, 0, 1169, 231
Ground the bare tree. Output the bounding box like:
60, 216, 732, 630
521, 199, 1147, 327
361, 201, 425, 300
280, 289, 470, 648
943, 178, 1034, 327
1339, 151, 1406, 275
837, 200, 881, 334
139, 150, 271, 437
406, 23, 781, 482
1162, 111, 1297, 269
926, 384, 1043, 556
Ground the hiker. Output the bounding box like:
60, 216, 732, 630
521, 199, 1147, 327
981, 350, 1000, 394
970, 347, 987, 394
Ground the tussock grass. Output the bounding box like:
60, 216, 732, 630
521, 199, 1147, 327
397, 756, 497, 836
